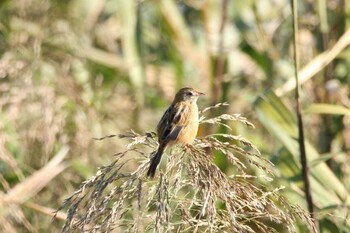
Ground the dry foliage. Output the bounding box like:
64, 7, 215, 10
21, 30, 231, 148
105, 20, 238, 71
57, 105, 315, 233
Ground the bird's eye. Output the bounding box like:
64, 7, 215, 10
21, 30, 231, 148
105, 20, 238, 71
188, 91, 193, 96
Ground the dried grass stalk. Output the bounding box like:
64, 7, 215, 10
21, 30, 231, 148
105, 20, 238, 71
57, 105, 315, 233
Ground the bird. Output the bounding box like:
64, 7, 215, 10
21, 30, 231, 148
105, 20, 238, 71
147, 87, 204, 178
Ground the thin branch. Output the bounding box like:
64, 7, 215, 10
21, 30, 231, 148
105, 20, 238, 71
291, 0, 318, 230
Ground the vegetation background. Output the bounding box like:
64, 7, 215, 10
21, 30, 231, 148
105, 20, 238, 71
0, 0, 350, 232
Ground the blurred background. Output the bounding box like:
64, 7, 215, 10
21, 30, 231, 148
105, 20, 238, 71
0, 0, 350, 232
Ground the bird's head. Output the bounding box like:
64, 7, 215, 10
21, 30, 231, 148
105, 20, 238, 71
174, 87, 205, 103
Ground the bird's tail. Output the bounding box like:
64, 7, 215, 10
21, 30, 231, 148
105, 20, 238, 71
147, 144, 165, 178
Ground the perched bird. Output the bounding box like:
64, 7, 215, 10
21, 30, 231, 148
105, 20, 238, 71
147, 87, 204, 178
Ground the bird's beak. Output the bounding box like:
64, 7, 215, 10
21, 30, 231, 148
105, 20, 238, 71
196, 91, 205, 96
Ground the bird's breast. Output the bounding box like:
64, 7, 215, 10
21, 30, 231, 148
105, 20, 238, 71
176, 103, 199, 145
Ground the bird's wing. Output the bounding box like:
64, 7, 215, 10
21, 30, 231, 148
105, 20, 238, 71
157, 102, 189, 143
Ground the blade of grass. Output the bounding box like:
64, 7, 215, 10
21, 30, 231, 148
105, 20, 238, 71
23, 201, 67, 221
2, 146, 69, 206
159, 0, 210, 83
254, 91, 349, 204
275, 28, 350, 96
305, 104, 350, 116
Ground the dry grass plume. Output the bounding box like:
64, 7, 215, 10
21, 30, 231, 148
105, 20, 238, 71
57, 104, 315, 233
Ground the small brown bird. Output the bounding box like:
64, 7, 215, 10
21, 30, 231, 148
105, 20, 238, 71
147, 87, 204, 178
